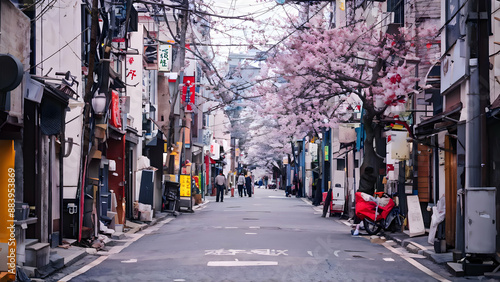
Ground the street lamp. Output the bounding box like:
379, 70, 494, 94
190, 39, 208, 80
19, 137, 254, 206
91, 91, 107, 116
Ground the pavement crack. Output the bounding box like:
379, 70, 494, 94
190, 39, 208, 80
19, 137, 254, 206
325, 259, 333, 270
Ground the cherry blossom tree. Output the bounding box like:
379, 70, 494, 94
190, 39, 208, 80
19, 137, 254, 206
249, 14, 437, 195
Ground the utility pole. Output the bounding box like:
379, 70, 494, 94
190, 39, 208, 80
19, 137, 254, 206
77, 0, 99, 242
460, 0, 489, 256
167, 0, 189, 177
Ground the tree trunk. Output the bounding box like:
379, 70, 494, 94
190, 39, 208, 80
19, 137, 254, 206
358, 111, 379, 195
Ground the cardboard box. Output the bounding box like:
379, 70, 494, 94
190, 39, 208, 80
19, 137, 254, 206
194, 194, 203, 205
138, 203, 152, 212
140, 210, 153, 222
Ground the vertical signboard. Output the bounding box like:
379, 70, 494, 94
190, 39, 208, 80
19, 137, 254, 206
110, 90, 122, 128
126, 55, 143, 131
210, 142, 220, 160
0, 140, 16, 277
158, 44, 172, 72
180, 174, 192, 197
182, 76, 195, 112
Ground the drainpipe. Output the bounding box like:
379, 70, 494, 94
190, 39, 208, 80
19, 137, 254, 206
59, 116, 65, 245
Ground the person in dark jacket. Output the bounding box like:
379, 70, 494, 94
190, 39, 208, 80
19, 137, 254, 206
215, 171, 226, 202
245, 174, 252, 197
237, 173, 245, 197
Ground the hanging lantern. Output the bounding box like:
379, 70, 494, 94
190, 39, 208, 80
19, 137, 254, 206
91, 91, 107, 116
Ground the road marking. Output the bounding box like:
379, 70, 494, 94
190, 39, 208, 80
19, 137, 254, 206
268, 196, 287, 198
58, 217, 172, 281
121, 259, 137, 263
334, 250, 340, 257
245, 232, 257, 235
205, 249, 287, 256
409, 241, 431, 251
249, 226, 260, 229
173, 279, 186, 282
207, 261, 278, 266
383, 258, 394, 261
382, 242, 451, 282
225, 226, 238, 229
307, 251, 313, 257
58, 256, 108, 281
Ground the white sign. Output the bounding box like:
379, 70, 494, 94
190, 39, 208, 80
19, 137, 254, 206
339, 126, 357, 143
309, 143, 318, 162
158, 44, 172, 72
210, 142, 220, 160
406, 195, 425, 237
24, 74, 44, 103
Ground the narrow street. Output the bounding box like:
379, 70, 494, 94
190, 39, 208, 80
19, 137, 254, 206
46, 189, 454, 282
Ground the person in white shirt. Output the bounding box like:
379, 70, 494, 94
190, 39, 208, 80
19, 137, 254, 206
237, 173, 245, 197
215, 171, 226, 202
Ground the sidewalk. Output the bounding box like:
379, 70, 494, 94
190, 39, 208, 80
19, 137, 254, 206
303, 197, 462, 276
21, 201, 209, 280
334, 214, 463, 275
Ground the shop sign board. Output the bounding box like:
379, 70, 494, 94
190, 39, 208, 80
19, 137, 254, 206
0, 140, 16, 276
158, 44, 172, 72
180, 174, 191, 197
210, 142, 220, 160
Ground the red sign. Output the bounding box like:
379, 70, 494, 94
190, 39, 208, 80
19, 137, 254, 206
110, 90, 122, 128
182, 76, 195, 112
386, 164, 395, 172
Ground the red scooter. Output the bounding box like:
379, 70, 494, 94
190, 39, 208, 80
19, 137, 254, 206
355, 191, 398, 235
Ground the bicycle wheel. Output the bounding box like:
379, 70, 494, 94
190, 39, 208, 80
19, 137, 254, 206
363, 218, 381, 235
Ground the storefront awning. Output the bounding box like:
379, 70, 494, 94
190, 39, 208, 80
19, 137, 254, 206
415, 102, 462, 137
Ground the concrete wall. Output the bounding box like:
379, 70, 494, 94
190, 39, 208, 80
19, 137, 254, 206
0, 0, 30, 120
126, 24, 144, 134
31, 1, 85, 197
490, 1, 500, 103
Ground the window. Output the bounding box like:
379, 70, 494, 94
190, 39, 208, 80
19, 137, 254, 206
387, 0, 404, 24
337, 159, 346, 171
445, 0, 461, 50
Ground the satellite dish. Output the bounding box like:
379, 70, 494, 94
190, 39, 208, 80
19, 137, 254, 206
0, 54, 23, 92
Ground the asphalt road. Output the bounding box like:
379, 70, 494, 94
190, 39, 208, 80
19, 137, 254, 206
47, 188, 458, 282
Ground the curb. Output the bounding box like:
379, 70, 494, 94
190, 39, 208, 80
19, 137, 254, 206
63, 249, 88, 267
383, 232, 454, 266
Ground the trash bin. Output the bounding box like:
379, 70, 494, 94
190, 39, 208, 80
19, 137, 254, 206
163, 180, 180, 213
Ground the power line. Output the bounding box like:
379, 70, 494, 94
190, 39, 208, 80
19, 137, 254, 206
26, 27, 90, 72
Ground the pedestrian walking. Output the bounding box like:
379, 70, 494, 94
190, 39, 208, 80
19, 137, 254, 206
322, 186, 332, 217
245, 174, 252, 197
293, 173, 299, 197
237, 173, 245, 197
215, 171, 226, 202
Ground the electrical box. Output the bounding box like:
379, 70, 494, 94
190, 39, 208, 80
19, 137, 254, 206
465, 187, 497, 254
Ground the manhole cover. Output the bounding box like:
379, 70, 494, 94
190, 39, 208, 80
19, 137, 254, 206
243, 218, 259, 220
